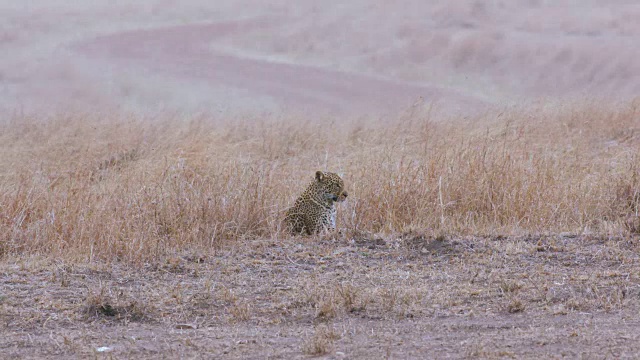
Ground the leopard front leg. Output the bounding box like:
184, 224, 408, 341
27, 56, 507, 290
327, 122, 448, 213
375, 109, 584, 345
318, 208, 336, 234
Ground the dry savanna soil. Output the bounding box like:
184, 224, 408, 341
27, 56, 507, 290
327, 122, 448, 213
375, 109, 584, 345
2, 233, 640, 359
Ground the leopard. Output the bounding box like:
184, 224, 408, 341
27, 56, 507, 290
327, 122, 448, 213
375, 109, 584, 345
284, 171, 348, 235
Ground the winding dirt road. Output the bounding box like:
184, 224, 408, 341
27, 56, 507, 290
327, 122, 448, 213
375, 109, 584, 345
4, 2, 640, 117
74, 19, 487, 117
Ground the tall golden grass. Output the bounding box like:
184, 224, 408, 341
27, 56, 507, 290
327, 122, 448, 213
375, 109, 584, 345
1, 100, 639, 263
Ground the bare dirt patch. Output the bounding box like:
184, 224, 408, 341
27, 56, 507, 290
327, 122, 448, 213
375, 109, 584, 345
3, 234, 640, 359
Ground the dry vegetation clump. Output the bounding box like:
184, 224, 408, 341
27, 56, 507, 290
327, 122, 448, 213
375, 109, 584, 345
302, 324, 340, 356
1, 100, 640, 263
83, 286, 151, 323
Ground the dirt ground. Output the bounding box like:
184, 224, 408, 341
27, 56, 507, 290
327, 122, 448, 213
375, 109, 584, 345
3, 233, 640, 359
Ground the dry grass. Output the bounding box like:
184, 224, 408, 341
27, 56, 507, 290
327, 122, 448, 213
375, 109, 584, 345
302, 325, 340, 356
2, 100, 640, 264
83, 286, 150, 322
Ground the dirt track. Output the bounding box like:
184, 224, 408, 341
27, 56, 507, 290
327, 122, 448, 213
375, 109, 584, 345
5, 1, 640, 117
73, 18, 486, 117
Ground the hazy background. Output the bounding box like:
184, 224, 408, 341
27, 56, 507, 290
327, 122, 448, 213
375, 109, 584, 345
2, 0, 639, 117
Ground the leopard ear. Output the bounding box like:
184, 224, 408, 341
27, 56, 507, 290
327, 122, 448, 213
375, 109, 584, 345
315, 171, 324, 181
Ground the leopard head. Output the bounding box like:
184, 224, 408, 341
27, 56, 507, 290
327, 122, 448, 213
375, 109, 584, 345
314, 171, 348, 203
